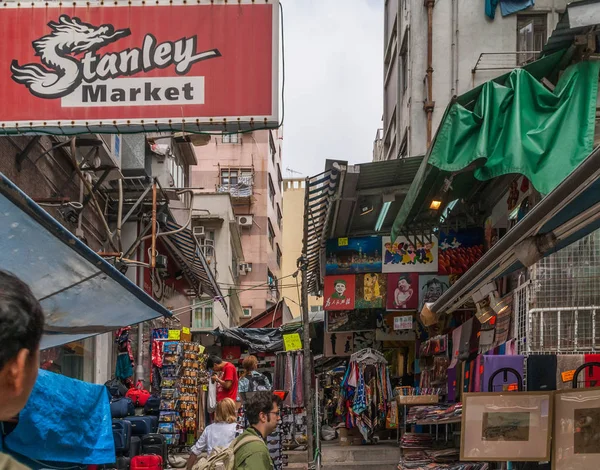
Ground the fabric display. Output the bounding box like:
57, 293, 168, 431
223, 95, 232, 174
275, 351, 304, 407
406, 403, 462, 424
115, 327, 134, 383
556, 354, 585, 390
526, 355, 557, 391
338, 349, 393, 442
418, 335, 449, 393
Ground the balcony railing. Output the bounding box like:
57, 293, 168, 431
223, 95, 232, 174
217, 176, 254, 199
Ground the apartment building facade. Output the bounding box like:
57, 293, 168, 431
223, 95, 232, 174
191, 130, 284, 322
380, 0, 568, 161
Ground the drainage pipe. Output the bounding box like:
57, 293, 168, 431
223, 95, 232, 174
424, 0, 435, 147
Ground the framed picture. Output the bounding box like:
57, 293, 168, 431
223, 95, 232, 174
386, 273, 419, 310
325, 236, 382, 275
323, 275, 355, 311
553, 387, 600, 470
381, 235, 438, 273
418, 275, 450, 311
355, 273, 387, 309
438, 229, 484, 276
326, 310, 378, 333
461, 392, 553, 462
324, 332, 354, 357
353, 331, 380, 352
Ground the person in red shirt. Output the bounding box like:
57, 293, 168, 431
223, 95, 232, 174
208, 355, 239, 402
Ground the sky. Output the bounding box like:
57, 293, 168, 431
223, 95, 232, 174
281, 0, 384, 178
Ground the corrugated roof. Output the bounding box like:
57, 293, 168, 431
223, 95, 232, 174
355, 156, 425, 191
543, 0, 600, 55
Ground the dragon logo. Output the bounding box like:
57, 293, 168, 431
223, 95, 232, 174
11, 15, 221, 101
11, 15, 130, 99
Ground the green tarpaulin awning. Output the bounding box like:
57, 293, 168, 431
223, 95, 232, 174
391, 52, 599, 240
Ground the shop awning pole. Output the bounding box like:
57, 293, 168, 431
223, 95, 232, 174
301, 175, 315, 464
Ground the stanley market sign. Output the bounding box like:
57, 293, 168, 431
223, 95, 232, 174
0, 1, 279, 134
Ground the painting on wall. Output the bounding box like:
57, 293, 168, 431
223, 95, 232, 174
382, 236, 438, 273
325, 236, 382, 275
323, 275, 356, 311
376, 311, 416, 342
353, 331, 381, 352
418, 275, 450, 311
324, 332, 354, 357
438, 229, 484, 276
326, 310, 378, 333
386, 273, 419, 310
355, 273, 387, 309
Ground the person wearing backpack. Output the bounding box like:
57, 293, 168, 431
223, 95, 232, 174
238, 356, 271, 394
233, 392, 281, 470
186, 398, 238, 470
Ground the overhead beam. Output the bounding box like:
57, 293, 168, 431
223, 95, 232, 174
356, 184, 411, 197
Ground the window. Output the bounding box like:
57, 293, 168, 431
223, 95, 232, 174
268, 219, 275, 248
310, 305, 323, 313
399, 131, 408, 159
517, 14, 547, 65
267, 270, 279, 300
193, 301, 214, 328
276, 243, 282, 268
277, 164, 283, 192
400, 35, 408, 94
167, 154, 185, 189
222, 133, 239, 144
269, 131, 277, 163
268, 175, 276, 206
242, 307, 252, 318
220, 168, 253, 186
276, 203, 283, 229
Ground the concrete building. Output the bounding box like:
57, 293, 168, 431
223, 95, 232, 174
281, 177, 325, 318
191, 130, 284, 323
380, 0, 568, 161
190, 192, 245, 330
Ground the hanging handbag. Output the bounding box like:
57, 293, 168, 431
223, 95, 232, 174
207, 379, 217, 413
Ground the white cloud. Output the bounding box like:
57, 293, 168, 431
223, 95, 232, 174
280, 0, 383, 177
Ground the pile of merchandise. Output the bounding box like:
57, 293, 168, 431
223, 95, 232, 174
406, 403, 462, 423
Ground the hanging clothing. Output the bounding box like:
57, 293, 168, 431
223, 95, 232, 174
485, 0, 499, 19
116, 352, 133, 380
500, 0, 534, 16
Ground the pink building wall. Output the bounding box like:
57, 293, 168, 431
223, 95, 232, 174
191, 130, 283, 320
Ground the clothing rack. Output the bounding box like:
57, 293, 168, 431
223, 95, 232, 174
351, 348, 387, 365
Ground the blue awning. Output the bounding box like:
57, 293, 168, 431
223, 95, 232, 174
0, 173, 172, 350
163, 220, 226, 309
429, 145, 600, 316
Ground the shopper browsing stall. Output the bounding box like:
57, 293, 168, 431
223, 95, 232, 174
208, 355, 239, 402
234, 392, 282, 470
239, 355, 271, 393
186, 398, 238, 469
0, 271, 45, 470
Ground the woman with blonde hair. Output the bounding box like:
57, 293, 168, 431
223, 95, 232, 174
186, 398, 238, 468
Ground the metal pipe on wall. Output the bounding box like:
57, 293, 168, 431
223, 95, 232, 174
151, 179, 157, 269
424, 0, 435, 147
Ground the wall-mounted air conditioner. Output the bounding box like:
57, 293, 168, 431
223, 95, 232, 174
236, 215, 253, 227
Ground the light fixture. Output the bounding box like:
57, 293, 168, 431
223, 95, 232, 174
475, 302, 495, 324
429, 199, 442, 210
359, 201, 374, 216
489, 292, 510, 315
375, 201, 392, 232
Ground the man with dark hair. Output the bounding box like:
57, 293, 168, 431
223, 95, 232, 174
0, 271, 45, 469
233, 392, 281, 470
208, 355, 239, 403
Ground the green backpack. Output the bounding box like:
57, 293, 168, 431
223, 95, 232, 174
192, 433, 264, 470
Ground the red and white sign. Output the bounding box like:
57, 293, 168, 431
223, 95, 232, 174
0, 1, 278, 134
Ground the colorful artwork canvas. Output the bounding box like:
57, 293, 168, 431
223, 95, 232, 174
382, 236, 438, 273
438, 229, 484, 276
353, 331, 380, 352
375, 311, 416, 342
324, 332, 354, 357
323, 275, 356, 311
386, 273, 419, 310
418, 275, 450, 311
325, 236, 382, 275
355, 273, 387, 309
326, 310, 378, 333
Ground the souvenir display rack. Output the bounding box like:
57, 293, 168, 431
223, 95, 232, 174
157, 339, 206, 450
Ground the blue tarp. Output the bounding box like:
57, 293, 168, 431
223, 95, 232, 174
0, 172, 172, 349
3, 370, 114, 466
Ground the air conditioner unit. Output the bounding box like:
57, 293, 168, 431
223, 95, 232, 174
239, 263, 248, 276
236, 215, 253, 227
193, 226, 206, 238
242, 307, 252, 318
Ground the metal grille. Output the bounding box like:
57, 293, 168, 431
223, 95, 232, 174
514, 279, 529, 356
521, 229, 600, 355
